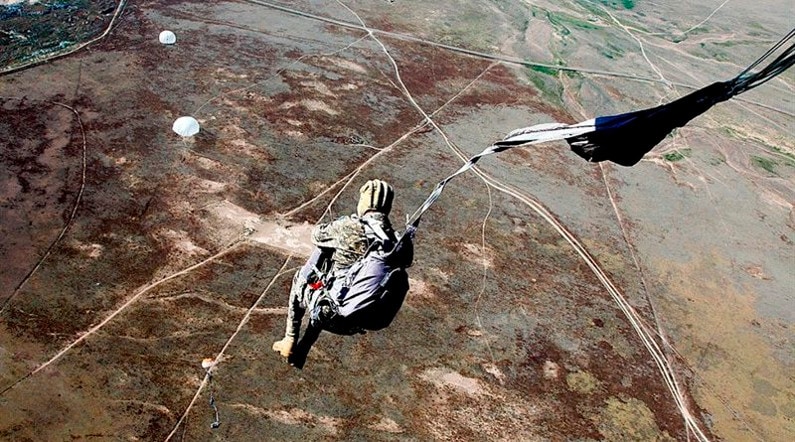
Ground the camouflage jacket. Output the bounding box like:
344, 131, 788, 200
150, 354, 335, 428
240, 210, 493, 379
311, 212, 394, 274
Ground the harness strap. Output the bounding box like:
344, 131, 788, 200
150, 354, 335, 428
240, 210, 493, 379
363, 217, 390, 242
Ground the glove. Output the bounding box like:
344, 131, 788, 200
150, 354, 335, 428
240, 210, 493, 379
272, 336, 295, 358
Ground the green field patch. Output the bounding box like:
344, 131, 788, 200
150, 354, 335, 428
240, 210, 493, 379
547, 11, 601, 32
724, 127, 795, 165
530, 65, 560, 76
599, 0, 636, 9
600, 41, 626, 59
713, 39, 756, 48
748, 22, 768, 32
752, 156, 778, 174
526, 68, 564, 107
771, 146, 795, 164
698, 42, 731, 62
663, 148, 691, 162
564, 68, 583, 79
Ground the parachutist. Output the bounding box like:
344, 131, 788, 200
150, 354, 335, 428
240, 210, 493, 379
273, 180, 414, 367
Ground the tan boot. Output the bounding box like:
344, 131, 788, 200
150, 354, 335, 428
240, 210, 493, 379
272, 336, 295, 358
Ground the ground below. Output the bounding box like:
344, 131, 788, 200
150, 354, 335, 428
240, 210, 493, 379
1, 1, 793, 441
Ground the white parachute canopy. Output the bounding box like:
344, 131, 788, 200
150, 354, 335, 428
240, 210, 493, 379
172, 116, 200, 137
159, 30, 176, 45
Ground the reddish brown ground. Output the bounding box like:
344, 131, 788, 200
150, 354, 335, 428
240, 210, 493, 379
3, 1, 793, 441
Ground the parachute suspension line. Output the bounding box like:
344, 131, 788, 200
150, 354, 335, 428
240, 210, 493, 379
405, 144, 501, 228
731, 28, 795, 94
404, 123, 596, 229
735, 28, 795, 78
734, 43, 795, 92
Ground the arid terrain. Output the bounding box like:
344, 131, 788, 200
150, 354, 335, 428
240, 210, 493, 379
1, 0, 793, 440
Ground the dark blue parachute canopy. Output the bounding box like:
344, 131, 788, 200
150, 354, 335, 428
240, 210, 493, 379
566, 81, 733, 166
565, 30, 794, 167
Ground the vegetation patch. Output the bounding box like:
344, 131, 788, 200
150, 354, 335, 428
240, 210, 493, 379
564, 68, 583, 79
671, 27, 710, 43
770, 145, 795, 163
546, 11, 601, 33
572, 1, 648, 33
0, 0, 117, 69
708, 156, 725, 166
698, 42, 731, 62
724, 127, 795, 165
600, 41, 626, 59
663, 149, 691, 162
599, 0, 637, 9
567, 370, 601, 394
751, 156, 778, 175
713, 40, 753, 48
526, 68, 564, 107
492, 0, 533, 34
531, 6, 603, 40
597, 397, 674, 441
530, 65, 560, 76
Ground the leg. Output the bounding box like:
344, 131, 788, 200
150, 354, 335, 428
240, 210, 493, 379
272, 269, 307, 358
288, 323, 322, 369
273, 248, 329, 359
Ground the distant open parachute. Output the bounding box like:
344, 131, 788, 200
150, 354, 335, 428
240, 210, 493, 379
172, 116, 200, 137
159, 30, 177, 45
405, 29, 795, 228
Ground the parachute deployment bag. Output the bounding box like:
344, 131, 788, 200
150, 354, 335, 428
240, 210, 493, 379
318, 223, 415, 334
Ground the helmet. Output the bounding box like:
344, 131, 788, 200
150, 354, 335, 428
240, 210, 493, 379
357, 179, 394, 217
